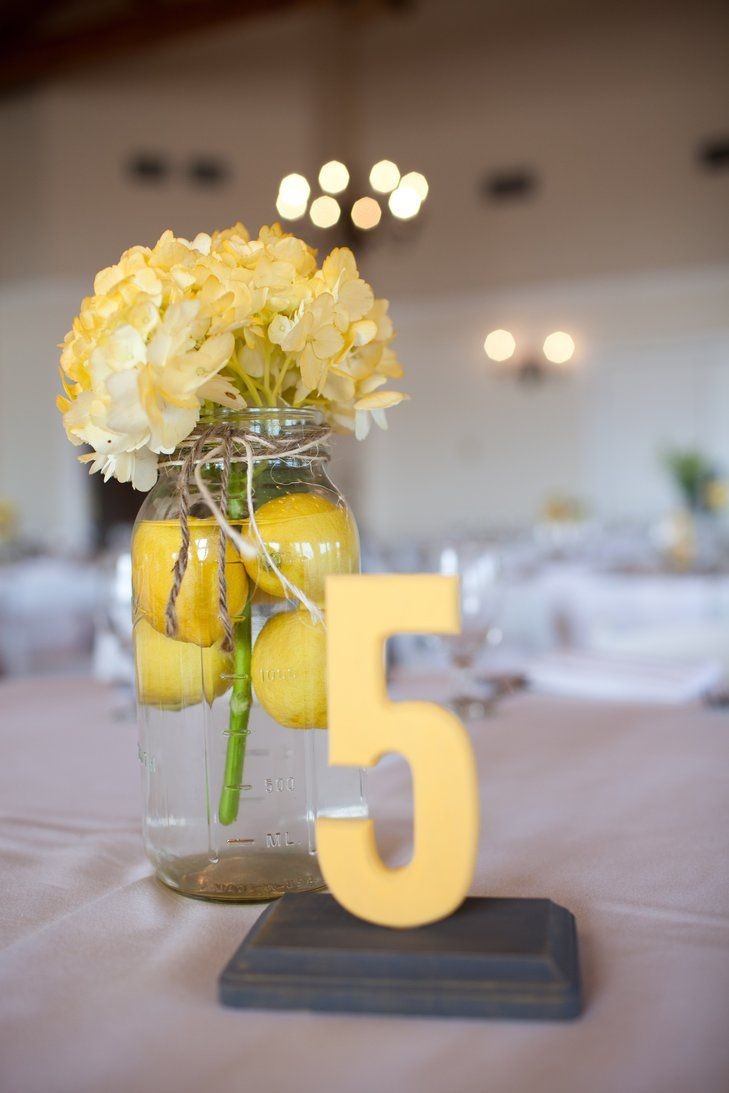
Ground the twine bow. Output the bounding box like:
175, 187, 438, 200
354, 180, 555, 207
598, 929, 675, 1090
164, 422, 329, 651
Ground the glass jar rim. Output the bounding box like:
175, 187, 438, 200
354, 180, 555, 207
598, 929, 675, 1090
161, 403, 331, 465
199, 404, 325, 424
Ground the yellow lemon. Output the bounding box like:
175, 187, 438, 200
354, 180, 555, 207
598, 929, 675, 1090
134, 619, 232, 709
252, 610, 327, 729
133, 518, 248, 647
243, 493, 358, 602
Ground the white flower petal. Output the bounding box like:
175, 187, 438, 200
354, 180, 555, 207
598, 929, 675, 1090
199, 374, 246, 409
148, 403, 199, 455
354, 390, 407, 411
355, 409, 371, 440
147, 300, 201, 367
105, 370, 148, 435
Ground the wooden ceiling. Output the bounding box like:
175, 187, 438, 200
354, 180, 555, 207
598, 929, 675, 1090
0, 0, 310, 94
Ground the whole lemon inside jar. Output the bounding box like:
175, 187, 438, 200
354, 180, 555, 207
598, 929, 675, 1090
134, 619, 232, 709
243, 492, 358, 602
133, 518, 248, 647
252, 609, 327, 729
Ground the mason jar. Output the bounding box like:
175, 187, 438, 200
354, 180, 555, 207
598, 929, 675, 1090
132, 407, 365, 900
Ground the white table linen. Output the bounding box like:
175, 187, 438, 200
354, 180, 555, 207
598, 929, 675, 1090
526, 650, 722, 703
528, 565, 729, 661
1, 677, 728, 1093
0, 558, 100, 675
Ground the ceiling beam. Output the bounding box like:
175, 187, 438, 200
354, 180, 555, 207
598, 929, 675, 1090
0, 0, 300, 94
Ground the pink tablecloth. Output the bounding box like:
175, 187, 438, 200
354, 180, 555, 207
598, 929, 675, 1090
1, 677, 728, 1093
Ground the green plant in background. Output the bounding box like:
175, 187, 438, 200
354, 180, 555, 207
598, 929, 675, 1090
663, 449, 727, 513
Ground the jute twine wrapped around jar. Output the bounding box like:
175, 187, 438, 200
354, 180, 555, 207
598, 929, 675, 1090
164, 422, 329, 651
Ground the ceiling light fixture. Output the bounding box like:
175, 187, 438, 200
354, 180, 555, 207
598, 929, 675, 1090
369, 159, 401, 193
309, 195, 341, 228
351, 196, 382, 230
318, 160, 350, 194
275, 161, 428, 238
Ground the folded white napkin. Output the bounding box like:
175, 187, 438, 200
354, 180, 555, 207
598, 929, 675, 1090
527, 651, 722, 704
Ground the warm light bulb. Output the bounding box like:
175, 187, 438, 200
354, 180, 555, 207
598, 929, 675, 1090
369, 159, 400, 193
388, 183, 421, 220
310, 195, 341, 228
400, 171, 429, 201
318, 160, 349, 194
276, 194, 307, 220
483, 329, 516, 362
351, 196, 382, 230
278, 172, 310, 205
543, 331, 575, 364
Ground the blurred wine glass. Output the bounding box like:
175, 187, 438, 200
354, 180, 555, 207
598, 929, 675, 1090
424, 537, 504, 718
95, 527, 135, 718
108, 551, 133, 655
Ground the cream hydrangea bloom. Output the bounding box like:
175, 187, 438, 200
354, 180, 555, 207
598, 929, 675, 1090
59, 223, 406, 489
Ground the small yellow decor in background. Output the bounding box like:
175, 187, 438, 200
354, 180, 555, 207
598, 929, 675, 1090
319, 574, 480, 929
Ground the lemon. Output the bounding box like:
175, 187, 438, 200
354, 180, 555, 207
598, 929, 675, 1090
252, 610, 327, 729
134, 619, 232, 709
243, 493, 358, 602
133, 518, 248, 647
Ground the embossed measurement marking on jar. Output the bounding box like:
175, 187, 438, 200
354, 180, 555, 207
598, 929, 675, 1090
224, 781, 267, 800
265, 777, 296, 793
226, 837, 255, 845
266, 832, 295, 848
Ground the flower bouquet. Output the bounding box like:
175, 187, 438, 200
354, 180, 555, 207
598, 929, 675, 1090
58, 223, 406, 900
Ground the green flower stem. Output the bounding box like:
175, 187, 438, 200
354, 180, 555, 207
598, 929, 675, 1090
270, 354, 292, 403
236, 371, 264, 406
218, 604, 252, 826
218, 461, 253, 827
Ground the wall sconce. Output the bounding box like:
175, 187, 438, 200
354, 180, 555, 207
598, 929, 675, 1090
483, 329, 576, 382
275, 160, 429, 239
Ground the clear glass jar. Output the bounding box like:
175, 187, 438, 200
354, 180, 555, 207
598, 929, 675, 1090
132, 407, 365, 900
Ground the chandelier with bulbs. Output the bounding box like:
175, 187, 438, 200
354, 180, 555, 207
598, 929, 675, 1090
275, 159, 429, 238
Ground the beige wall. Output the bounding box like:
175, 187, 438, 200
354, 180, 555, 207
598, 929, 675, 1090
360, 266, 729, 540
0, 93, 48, 280
2, 0, 727, 286
0, 0, 727, 547
0, 278, 91, 549
359, 0, 729, 295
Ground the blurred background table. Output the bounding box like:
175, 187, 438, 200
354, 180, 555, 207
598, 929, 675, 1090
0, 556, 101, 676
1, 676, 727, 1093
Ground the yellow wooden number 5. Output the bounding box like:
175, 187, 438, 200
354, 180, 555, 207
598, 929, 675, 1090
317, 574, 480, 929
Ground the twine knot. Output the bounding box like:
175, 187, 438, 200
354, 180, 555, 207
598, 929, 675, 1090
164, 422, 329, 651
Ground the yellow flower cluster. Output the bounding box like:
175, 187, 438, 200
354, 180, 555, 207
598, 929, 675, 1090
58, 223, 406, 490
704, 479, 728, 512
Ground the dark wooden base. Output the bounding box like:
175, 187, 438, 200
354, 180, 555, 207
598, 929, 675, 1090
219, 893, 582, 1020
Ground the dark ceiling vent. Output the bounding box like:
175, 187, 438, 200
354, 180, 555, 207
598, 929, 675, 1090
481, 168, 538, 203
698, 138, 729, 171
127, 152, 169, 184
188, 156, 230, 188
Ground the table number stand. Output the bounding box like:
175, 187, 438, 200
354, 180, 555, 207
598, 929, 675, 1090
220, 576, 583, 1020
219, 893, 582, 1020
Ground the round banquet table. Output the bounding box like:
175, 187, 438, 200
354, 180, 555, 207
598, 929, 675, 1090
1, 676, 728, 1093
